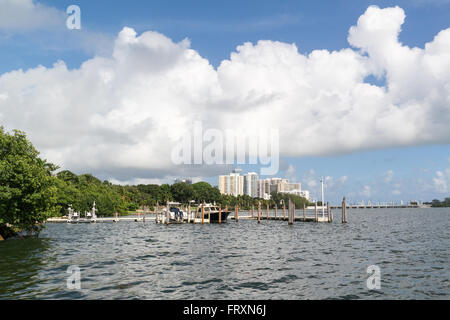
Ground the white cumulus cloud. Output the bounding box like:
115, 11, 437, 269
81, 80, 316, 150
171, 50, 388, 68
433, 169, 450, 193
1, 5, 450, 182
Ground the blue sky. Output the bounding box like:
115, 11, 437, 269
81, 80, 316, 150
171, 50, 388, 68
0, 0, 449, 204
2, 0, 450, 72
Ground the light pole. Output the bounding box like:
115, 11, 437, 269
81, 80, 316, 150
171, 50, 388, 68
320, 177, 325, 219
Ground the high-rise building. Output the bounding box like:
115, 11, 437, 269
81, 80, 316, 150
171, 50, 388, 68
230, 173, 244, 196
244, 172, 258, 197
220, 172, 309, 200
257, 179, 266, 198
218, 175, 230, 195
219, 171, 244, 196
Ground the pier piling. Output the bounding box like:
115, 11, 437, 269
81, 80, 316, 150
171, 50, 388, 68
315, 202, 318, 222
166, 201, 170, 225
202, 202, 205, 225
342, 197, 347, 223
327, 202, 331, 223
155, 201, 159, 224
188, 203, 191, 223
288, 199, 294, 225
257, 201, 261, 224
219, 204, 222, 224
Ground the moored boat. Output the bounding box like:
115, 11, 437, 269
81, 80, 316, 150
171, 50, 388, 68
196, 204, 230, 223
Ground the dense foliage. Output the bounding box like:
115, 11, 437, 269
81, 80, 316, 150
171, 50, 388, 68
53, 177, 310, 216
0, 128, 59, 235
429, 198, 450, 207
0, 127, 310, 238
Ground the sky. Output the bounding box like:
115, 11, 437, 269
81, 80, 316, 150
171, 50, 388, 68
0, 0, 449, 204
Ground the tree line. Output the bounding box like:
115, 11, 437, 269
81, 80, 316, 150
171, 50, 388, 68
428, 198, 450, 207
55, 172, 310, 215
1, 128, 309, 238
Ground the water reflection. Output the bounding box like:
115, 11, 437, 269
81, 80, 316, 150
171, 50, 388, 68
0, 237, 52, 299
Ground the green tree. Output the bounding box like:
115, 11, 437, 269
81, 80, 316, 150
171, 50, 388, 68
54, 177, 82, 215
170, 182, 194, 204
192, 182, 220, 203
444, 198, 450, 206
57, 170, 79, 184
0, 128, 59, 237
431, 199, 442, 207
159, 184, 172, 203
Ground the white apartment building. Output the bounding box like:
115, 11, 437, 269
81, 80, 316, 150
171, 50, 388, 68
243, 172, 258, 198
218, 175, 230, 195
219, 171, 244, 196
230, 173, 244, 196
220, 172, 310, 201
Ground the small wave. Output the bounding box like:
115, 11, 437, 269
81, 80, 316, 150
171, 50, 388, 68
271, 274, 298, 284
236, 281, 270, 291
181, 278, 223, 286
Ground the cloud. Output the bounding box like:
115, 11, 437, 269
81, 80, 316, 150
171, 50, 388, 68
384, 170, 394, 183
299, 170, 348, 201
338, 176, 348, 184
1, 5, 450, 183
433, 169, 450, 193
109, 175, 204, 186
324, 175, 346, 189
0, 0, 64, 31
360, 185, 371, 198
304, 170, 318, 188
0, 1, 113, 56
285, 164, 296, 180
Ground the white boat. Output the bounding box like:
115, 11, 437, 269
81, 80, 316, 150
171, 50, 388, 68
67, 202, 97, 223
67, 205, 80, 223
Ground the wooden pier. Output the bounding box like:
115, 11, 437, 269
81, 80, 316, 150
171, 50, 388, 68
228, 200, 338, 224
47, 198, 349, 225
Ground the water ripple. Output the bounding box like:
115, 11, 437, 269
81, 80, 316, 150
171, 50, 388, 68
0, 208, 449, 299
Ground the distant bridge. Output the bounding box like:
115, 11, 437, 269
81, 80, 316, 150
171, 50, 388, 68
330, 204, 424, 209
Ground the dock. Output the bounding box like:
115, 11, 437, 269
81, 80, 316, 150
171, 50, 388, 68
46, 216, 158, 223
229, 200, 334, 223
229, 215, 327, 222
47, 198, 350, 225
